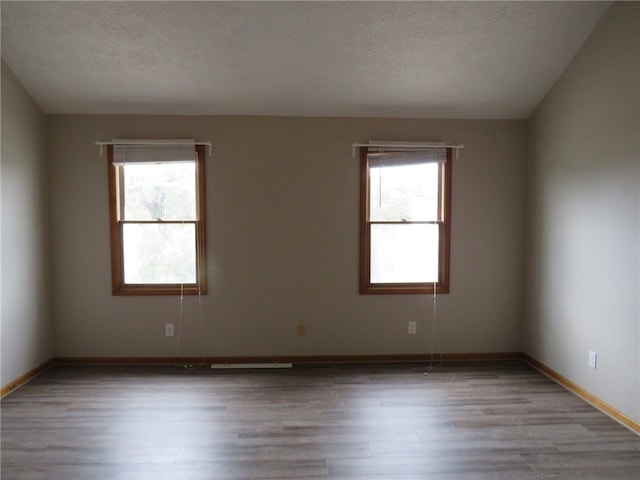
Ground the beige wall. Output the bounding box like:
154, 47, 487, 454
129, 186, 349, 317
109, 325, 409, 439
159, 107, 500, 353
1, 61, 53, 386
47, 116, 527, 358
525, 3, 639, 422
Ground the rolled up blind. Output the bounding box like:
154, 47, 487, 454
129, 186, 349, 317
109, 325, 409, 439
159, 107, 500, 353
367, 149, 447, 165
112, 140, 196, 165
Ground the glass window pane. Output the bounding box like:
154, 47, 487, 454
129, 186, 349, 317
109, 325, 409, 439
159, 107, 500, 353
123, 163, 196, 221
123, 223, 196, 284
370, 224, 439, 283
369, 162, 439, 221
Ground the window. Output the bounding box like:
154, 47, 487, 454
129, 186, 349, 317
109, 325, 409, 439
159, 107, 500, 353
107, 143, 207, 295
360, 146, 451, 294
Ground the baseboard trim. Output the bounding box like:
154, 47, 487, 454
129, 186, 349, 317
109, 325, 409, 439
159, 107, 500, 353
1, 359, 54, 398
54, 352, 522, 366
522, 354, 639, 434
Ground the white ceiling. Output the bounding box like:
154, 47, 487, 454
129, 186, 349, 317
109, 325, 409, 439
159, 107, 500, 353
1, 1, 610, 119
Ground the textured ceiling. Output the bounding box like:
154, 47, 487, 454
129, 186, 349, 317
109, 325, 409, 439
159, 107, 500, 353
1, 1, 610, 119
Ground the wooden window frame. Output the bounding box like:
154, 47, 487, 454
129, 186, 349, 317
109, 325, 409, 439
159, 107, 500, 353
359, 147, 451, 295
107, 145, 207, 295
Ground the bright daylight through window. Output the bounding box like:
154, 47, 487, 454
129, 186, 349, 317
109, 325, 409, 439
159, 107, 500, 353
360, 146, 451, 294
107, 143, 207, 295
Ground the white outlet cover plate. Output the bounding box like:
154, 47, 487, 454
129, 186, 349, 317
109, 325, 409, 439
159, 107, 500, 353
588, 351, 597, 368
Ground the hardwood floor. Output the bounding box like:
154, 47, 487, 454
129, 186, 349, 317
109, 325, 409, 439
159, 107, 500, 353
1, 361, 638, 479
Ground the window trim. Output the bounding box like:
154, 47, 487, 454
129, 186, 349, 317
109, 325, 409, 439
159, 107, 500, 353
107, 144, 207, 295
359, 147, 451, 295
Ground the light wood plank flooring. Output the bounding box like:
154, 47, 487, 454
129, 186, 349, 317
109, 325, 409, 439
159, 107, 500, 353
2, 361, 639, 479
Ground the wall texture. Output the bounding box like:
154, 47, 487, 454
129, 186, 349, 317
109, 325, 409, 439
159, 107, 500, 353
525, 3, 639, 423
1, 61, 53, 387
47, 116, 527, 359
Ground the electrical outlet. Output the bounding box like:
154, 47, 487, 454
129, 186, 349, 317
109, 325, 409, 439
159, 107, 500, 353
588, 350, 597, 369
408, 321, 417, 334
296, 323, 306, 336
165, 323, 174, 337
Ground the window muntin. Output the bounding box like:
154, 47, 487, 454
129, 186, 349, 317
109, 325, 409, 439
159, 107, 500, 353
108, 145, 207, 295
360, 147, 451, 294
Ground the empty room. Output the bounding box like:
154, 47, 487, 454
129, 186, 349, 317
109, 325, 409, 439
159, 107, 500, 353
1, 1, 638, 479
